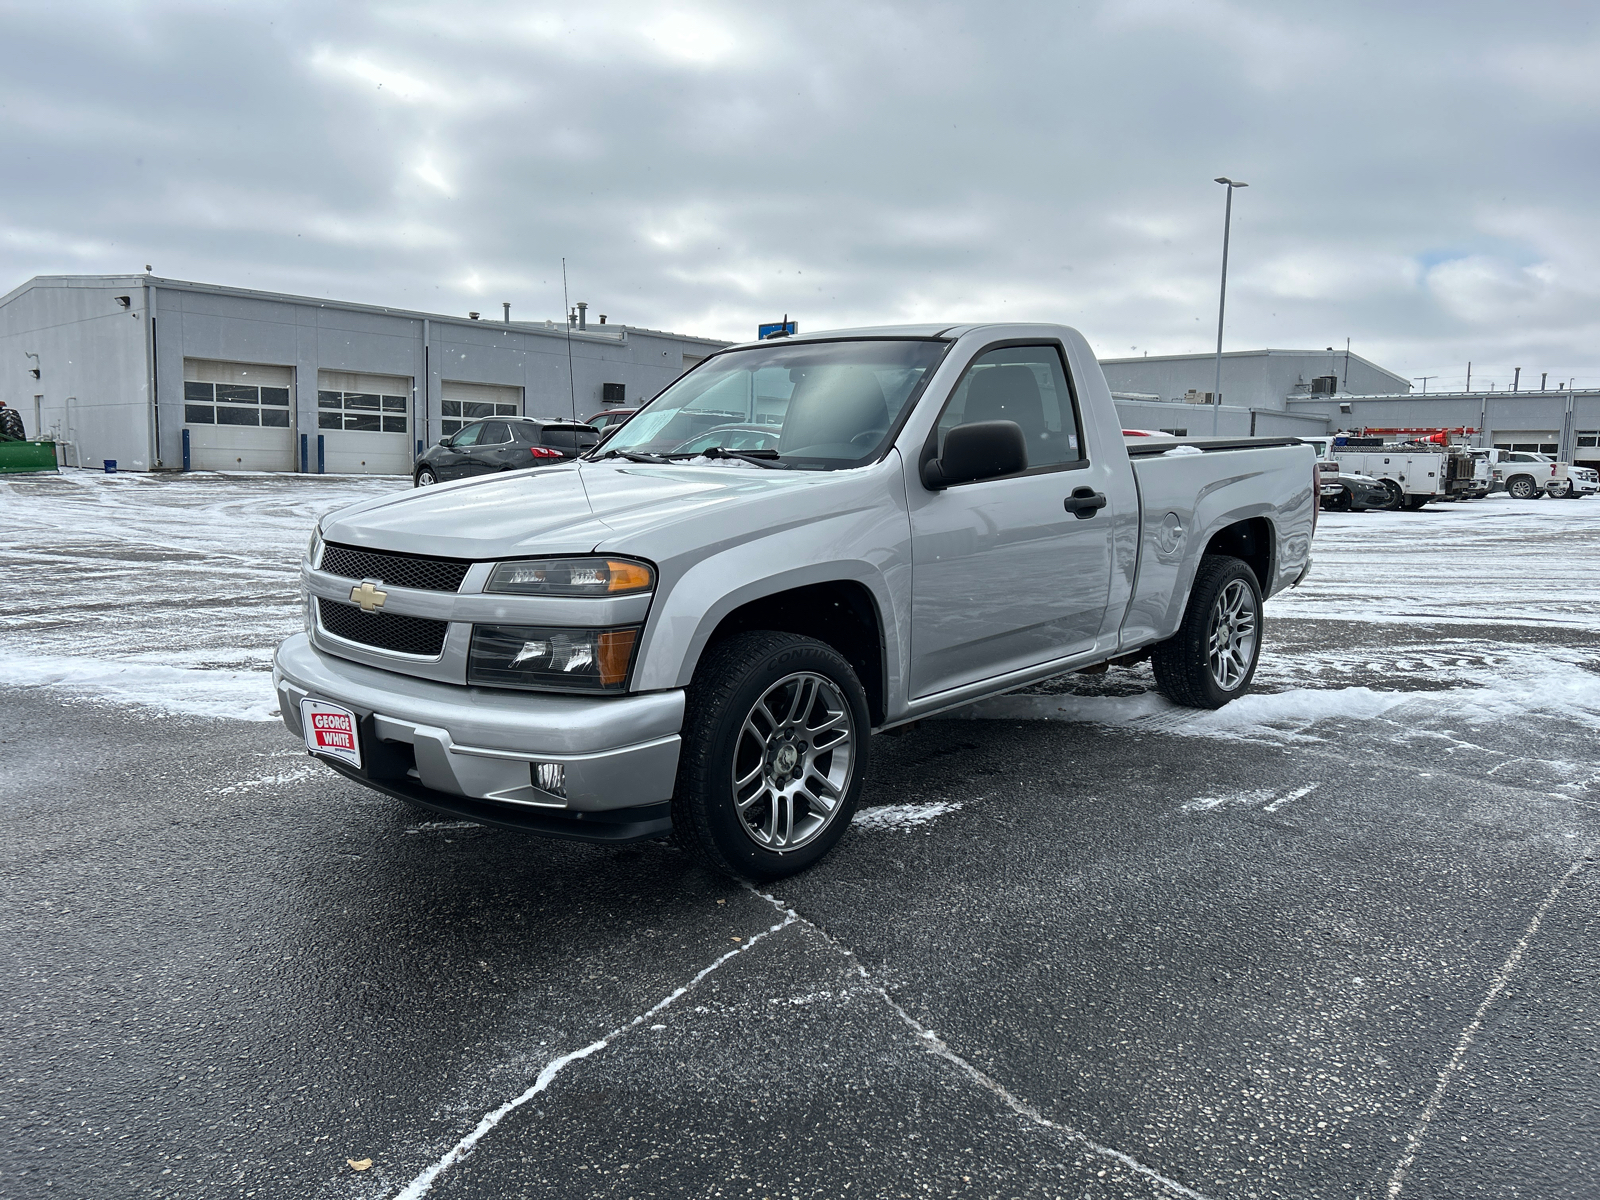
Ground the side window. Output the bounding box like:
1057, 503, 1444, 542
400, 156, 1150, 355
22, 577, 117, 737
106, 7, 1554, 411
480, 421, 511, 444
451, 423, 483, 448
937, 344, 1082, 470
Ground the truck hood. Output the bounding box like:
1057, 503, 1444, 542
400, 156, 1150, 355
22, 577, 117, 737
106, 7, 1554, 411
318, 460, 831, 560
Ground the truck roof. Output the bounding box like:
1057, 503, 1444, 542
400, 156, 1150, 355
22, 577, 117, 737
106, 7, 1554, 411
719, 321, 1076, 351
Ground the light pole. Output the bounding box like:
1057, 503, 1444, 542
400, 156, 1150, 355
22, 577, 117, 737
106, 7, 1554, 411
1212, 177, 1248, 436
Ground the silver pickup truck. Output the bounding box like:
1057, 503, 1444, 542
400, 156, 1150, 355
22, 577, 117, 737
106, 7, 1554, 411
273, 323, 1316, 879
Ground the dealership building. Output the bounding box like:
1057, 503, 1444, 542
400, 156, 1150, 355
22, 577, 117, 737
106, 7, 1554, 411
8, 281, 1600, 475
1099, 347, 1600, 469
0, 273, 728, 474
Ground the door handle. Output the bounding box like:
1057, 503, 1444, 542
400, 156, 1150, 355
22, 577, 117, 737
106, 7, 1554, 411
1063, 487, 1107, 519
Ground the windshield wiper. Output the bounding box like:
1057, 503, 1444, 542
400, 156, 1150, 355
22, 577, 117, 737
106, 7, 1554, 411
592, 448, 669, 464
666, 446, 791, 469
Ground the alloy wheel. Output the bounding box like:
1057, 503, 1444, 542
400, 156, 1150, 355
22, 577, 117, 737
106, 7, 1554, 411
731, 671, 855, 851
1207, 579, 1258, 692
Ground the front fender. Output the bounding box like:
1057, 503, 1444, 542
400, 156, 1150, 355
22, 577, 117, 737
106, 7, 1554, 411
623, 460, 914, 710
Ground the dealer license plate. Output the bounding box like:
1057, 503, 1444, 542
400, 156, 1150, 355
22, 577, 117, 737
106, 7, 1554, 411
301, 698, 362, 769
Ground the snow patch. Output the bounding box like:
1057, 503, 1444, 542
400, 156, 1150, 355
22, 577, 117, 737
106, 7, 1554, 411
1182, 789, 1277, 813
853, 800, 963, 831
950, 656, 1600, 743
0, 651, 279, 721
211, 764, 326, 794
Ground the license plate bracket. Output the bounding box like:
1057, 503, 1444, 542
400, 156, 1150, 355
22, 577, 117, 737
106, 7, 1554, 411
301, 698, 362, 769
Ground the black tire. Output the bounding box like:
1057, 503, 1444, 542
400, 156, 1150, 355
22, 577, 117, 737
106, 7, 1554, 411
673, 631, 870, 881
1376, 479, 1404, 510
1505, 474, 1539, 500
0, 408, 23, 440
414, 466, 438, 487
1152, 555, 1263, 710
1324, 488, 1352, 512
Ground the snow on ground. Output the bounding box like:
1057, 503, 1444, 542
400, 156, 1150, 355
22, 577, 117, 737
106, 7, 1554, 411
0, 469, 401, 713
3, 474, 1599, 765
1277, 496, 1600, 631
852, 800, 964, 831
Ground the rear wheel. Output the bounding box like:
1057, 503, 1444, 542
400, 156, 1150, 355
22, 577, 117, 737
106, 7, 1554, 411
1152, 555, 1263, 710
673, 631, 869, 880
1506, 474, 1539, 499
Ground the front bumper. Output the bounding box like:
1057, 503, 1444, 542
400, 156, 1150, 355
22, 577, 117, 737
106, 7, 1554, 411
273, 634, 683, 839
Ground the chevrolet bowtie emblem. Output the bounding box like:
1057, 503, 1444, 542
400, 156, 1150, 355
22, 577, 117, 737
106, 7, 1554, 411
350, 579, 388, 613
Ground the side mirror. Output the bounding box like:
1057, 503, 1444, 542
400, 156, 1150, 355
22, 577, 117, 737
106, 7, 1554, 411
922, 420, 1027, 489
436, 437, 449, 446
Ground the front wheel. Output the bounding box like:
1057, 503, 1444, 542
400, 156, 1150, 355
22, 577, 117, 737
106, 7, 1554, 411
1152, 555, 1263, 709
1376, 479, 1404, 510
673, 631, 869, 880
415, 466, 438, 487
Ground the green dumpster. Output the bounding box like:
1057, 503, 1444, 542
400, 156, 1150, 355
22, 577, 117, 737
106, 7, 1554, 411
0, 438, 59, 474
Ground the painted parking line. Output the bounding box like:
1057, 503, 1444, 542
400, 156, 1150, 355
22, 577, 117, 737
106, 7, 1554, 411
1384, 849, 1597, 1198
390, 913, 797, 1200
747, 887, 1218, 1200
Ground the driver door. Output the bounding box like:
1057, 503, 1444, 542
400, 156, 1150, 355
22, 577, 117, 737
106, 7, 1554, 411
907, 343, 1118, 699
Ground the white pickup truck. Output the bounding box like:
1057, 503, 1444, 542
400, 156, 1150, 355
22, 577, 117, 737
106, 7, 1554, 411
274, 323, 1317, 879
1480, 449, 1599, 499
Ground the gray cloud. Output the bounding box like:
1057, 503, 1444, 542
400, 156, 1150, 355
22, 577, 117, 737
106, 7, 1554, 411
4, 0, 1597, 387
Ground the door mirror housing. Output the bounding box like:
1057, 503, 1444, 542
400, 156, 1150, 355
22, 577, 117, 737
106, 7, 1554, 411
922, 420, 1028, 489
436, 437, 450, 446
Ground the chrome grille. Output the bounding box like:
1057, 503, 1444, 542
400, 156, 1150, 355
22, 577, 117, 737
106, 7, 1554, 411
319, 543, 471, 593
316, 598, 449, 657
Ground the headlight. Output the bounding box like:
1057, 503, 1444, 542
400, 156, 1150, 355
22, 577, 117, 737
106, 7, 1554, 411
468, 624, 640, 692
307, 525, 324, 568
485, 557, 654, 596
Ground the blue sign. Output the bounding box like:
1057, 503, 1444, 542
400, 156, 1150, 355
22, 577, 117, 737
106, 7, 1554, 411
758, 320, 798, 340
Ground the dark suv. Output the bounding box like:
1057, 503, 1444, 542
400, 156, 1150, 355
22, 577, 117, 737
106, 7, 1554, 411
413, 417, 599, 486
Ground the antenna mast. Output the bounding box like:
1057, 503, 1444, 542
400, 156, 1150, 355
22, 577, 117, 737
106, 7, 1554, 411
562, 258, 576, 421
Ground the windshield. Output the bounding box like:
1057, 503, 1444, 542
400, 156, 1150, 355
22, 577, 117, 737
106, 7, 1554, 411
591, 338, 948, 469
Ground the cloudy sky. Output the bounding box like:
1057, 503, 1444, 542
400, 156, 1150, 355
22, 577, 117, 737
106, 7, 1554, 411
5, 0, 1597, 388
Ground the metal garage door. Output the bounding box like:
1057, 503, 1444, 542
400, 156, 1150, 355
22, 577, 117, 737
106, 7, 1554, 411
1492, 430, 1560, 454
318, 370, 415, 475
440, 381, 523, 437
183, 360, 295, 472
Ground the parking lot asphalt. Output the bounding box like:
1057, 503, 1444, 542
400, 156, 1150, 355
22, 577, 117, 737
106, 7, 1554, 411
3, 471, 1598, 1200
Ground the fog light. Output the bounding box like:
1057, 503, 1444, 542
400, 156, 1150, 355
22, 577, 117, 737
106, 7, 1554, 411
533, 762, 567, 797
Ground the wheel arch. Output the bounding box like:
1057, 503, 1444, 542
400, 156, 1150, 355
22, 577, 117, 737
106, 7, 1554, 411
691, 581, 888, 726
1202, 515, 1273, 595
